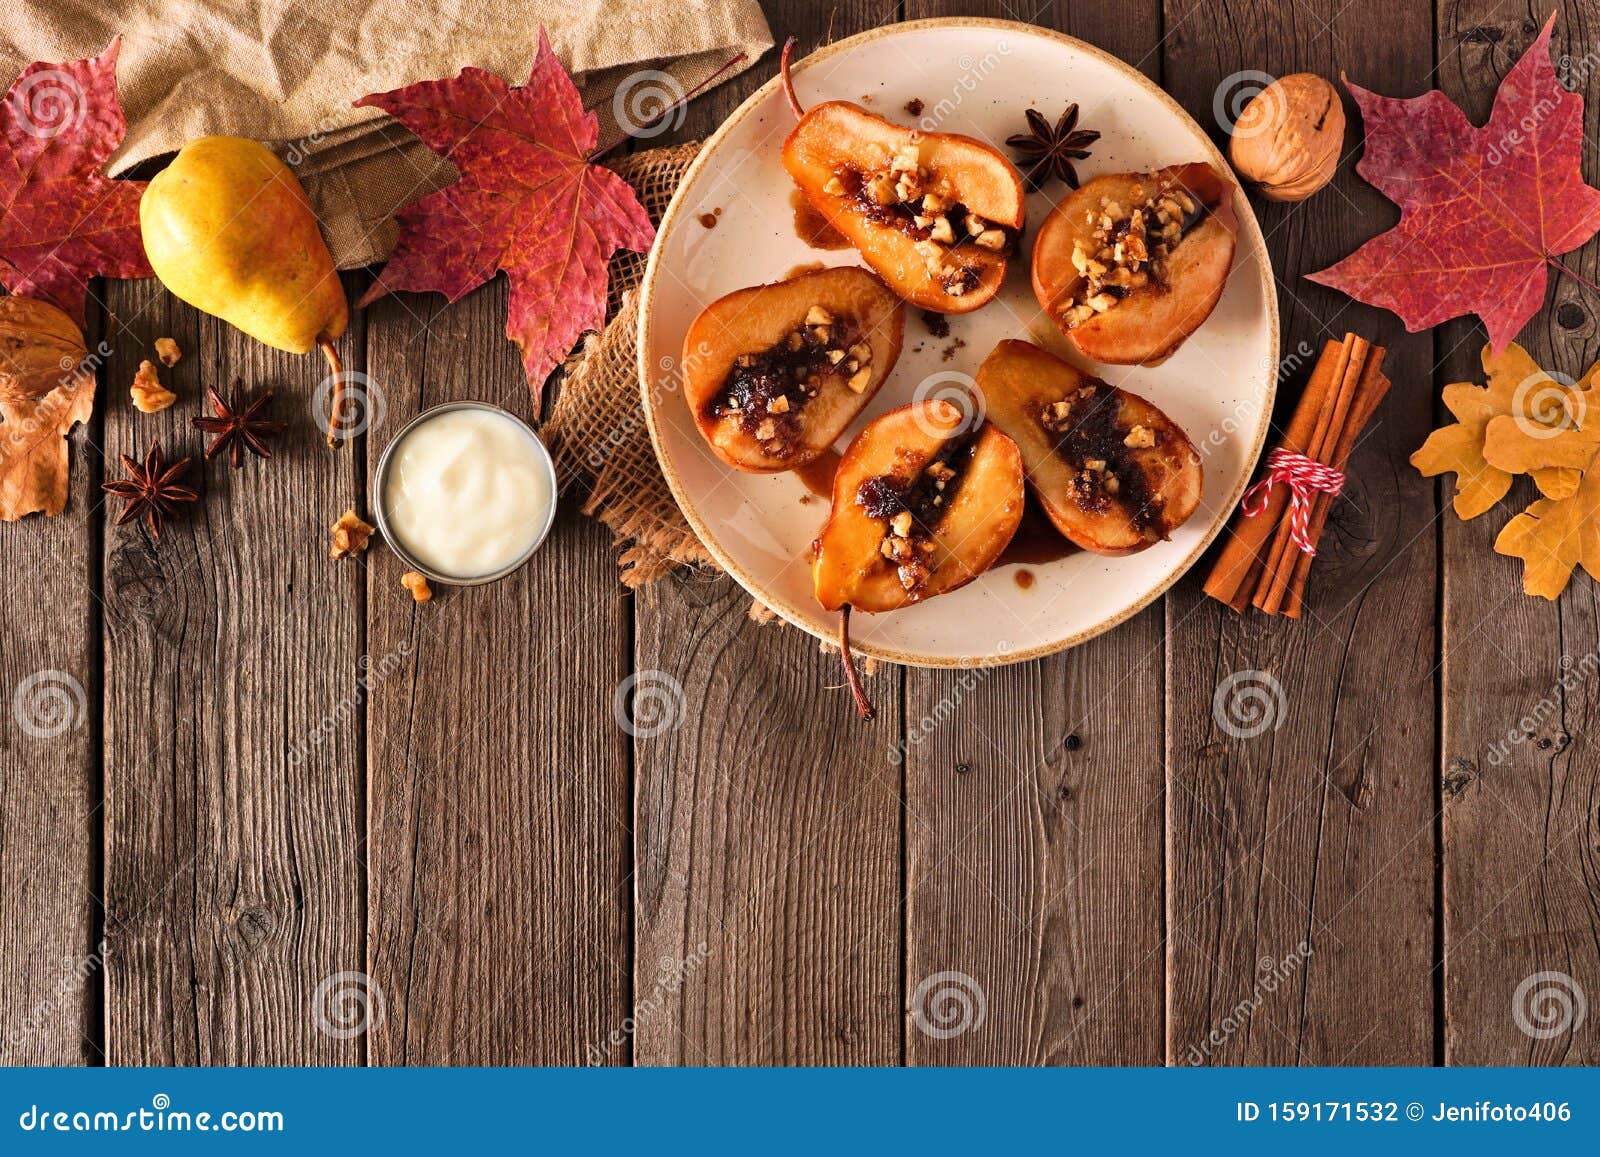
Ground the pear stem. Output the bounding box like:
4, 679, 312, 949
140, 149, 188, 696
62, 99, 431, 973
318, 335, 345, 449
780, 37, 805, 120
838, 606, 875, 720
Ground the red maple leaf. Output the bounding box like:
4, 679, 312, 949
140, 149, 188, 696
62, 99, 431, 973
1307, 13, 1600, 354
0, 37, 152, 325
355, 30, 655, 403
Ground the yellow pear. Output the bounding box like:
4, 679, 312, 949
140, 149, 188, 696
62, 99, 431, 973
141, 137, 351, 444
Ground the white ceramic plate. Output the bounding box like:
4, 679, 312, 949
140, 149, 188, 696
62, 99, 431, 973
638, 18, 1278, 667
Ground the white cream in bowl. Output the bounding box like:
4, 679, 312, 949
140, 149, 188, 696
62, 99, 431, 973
380, 406, 555, 581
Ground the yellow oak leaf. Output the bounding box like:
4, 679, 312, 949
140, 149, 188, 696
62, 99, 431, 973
1410, 342, 1587, 516
1495, 468, 1600, 599
1483, 415, 1600, 476
1483, 412, 1600, 598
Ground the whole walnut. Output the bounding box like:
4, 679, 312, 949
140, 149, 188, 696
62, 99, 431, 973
1227, 73, 1345, 202
0, 296, 90, 405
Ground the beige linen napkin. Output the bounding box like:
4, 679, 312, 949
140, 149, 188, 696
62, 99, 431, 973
0, 0, 771, 267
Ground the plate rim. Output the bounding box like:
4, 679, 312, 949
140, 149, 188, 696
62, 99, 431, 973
637, 16, 1280, 669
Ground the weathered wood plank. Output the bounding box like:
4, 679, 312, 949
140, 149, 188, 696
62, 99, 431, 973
0, 300, 101, 1065
1162, 0, 1437, 1065
1437, 2, 1600, 1065
631, 1, 904, 1066
900, 0, 1167, 1067
101, 278, 365, 1064
632, 575, 905, 1064
364, 285, 632, 1065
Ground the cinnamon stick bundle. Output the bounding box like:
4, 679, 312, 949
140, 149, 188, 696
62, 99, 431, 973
1203, 333, 1391, 618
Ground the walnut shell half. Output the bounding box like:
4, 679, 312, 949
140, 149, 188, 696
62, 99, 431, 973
1227, 73, 1345, 203
0, 296, 90, 405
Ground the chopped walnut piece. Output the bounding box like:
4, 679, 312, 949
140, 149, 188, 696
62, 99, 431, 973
896, 558, 931, 591
329, 508, 375, 559
401, 571, 433, 602
890, 510, 914, 537
805, 305, 834, 326
154, 337, 181, 367
1123, 216, 1150, 263
864, 173, 898, 205
846, 367, 872, 393
1123, 424, 1157, 449
129, 359, 176, 414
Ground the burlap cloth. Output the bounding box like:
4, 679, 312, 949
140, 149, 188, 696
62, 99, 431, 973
549, 144, 852, 642
546, 141, 714, 587
0, 1, 771, 268
545, 148, 833, 614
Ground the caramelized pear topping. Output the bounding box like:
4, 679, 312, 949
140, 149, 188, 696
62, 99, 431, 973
1060, 182, 1208, 329
821, 142, 1015, 299
708, 310, 870, 456
854, 434, 978, 592
1037, 383, 1169, 536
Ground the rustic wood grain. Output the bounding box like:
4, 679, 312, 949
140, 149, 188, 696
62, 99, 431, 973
900, 0, 1167, 1067
0, 302, 101, 1065
1162, 0, 1438, 1065
630, 1, 905, 1066
363, 285, 632, 1065
99, 277, 365, 1063
8, 0, 1571, 1070
1436, 2, 1600, 1065
632, 574, 904, 1064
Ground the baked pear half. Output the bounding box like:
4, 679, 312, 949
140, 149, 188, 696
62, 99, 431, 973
814, 397, 1025, 718
975, 340, 1202, 555
814, 398, 1024, 614
783, 102, 1026, 313
1031, 162, 1238, 365
682, 266, 904, 473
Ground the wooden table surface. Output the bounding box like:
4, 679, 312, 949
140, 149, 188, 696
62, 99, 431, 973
4, 0, 1598, 1067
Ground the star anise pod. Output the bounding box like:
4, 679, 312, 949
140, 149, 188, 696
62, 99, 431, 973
1006, 104, 1101, 192
193, 379, 287, 469
102, 441, 197, 539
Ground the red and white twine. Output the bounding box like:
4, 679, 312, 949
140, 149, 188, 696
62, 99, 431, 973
1239, 448, 1346, 556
